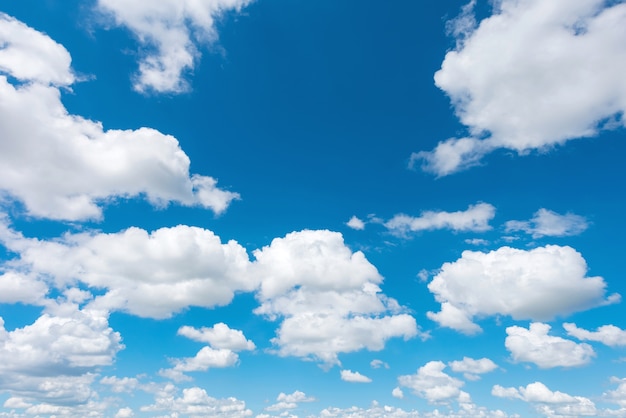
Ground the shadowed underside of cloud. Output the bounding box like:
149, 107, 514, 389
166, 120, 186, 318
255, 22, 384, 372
413, 0, 626, 176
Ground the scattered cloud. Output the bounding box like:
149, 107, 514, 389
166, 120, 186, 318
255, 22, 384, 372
265, 390, 315, 412
370, 359, 389, 369
384, 203, 495, 236
398, 361, 468, 404
414, 0, 626, 175
178, 323, 256, 351
505, 208, 588, 238
392, 387, 404, 399
564, 323, 626, 347
341, 370, 372, 383
448, 357, 498, 381
604, 377, 626, 408
347, 216, 366, 230
427, 245, 619, 334
505, 323, 595, 368
464, 238, 489, 246
96, 0, 253, 93
493, 381, 597, 417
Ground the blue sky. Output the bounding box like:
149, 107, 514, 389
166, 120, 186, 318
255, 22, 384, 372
0, 0, 625, 416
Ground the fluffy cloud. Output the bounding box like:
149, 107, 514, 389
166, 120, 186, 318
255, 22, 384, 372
0, 15, 238, 221
347, 216, 366, 230
0, 303, 123, 406
140, 384, 252, 417
505, 323, 595, 368
265, 390, 315, 411
448, 357, 497, 381
604, 377, 626, 408
564, 323, 626, 347
385, 203, 495, 236
398, 361, 468, 404
252, 230, 419, 365
505, 209, 588, 238
413, 0, 626, 175
0, 223, 255, 318
97, 0, 253, 93
178, 323, 256, 351
340, 370, 372, 383
427, 245, 619, 334
493, 381, 597, 416
317, 402, 512, 418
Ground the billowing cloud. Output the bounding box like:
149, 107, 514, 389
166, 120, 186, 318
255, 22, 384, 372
398, 361, 469, 404
505, 323, 595, 368
448, 357, 497, 381
178, 323, 256, 351
413, 0, 626, 175
427, 245, 619, 334
340, 370, 372, 383
493, 381, 597, 416
564, 323, 626, 347
505, 208, 588, 238
265, 390, 315, 411
252, 230, 419, 366
0, 15, 238, 221
385, 203, 495, 236
96, 0, 253, 93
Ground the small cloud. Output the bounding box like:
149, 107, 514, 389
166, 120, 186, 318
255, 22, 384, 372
340, 369, 372, 383
370, 359, 389, 369
464, 238, 489, 246
347, 216, 366, 230
392, 387, 404, 399
505, 208, 588, 238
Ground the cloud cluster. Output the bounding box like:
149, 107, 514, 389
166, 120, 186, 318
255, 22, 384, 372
397, 361, 469, 404
265, 390, 315, 412
414, 0, 626, 175
427, 245, 619, 334
505, 208, 588, 238
96, 0, 253, 93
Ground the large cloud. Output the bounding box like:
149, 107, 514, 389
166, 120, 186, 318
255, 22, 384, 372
97, 0, 253, 93
413, 0, 626, 176
427, 245, 619, 334
0, 14, 238, 221
252, 230, 419, 366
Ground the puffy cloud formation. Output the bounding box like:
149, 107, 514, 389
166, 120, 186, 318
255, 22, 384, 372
427, 245, 619, 334
604, 377, 626, 408
178, 323, 256, 351
340, 370, 372, 383
505, 208, 588, 238
252, 230, 419, 365
413, 0, 626, 175
505, 323, 595, 368
397, 361, 469, 404
0, 303, 123, 406
385, 203, 495, 236
0, 14, 238, 221
448, 357, 497, 381
347, 216, 366, 230
97, 0, 253, 93
265, 390, 315, 411
493, 381, 597, 416
140, 384, 252, 417
564, 323, 626, 347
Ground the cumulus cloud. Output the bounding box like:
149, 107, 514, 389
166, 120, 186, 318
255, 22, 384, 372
265, 390, 315, 411
448, 357, 497, 381
604, 377, 626, 408
505, 208, 588, 238
398, 361, 468, 404
347, 216, 366, 230
564, 323, 626, 347
177, 323, 256, 351
0, 15, 238, 221
493, 381, 597, 416
385, 203, 495, 236
252, 230, 419, 366
341, 370, 372, 383
392, 387, 404, 399
505, 323, 595, 368
414, 0, 626, 175
96, 0, 253, 93
427, 245, 619, 334
318, 402, 512, 418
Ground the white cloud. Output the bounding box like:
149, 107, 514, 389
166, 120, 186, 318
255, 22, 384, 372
340, 370, 372, 383
96, 0, 252, 93
140, 385, 252, 417
0, 15, 238, 221
427, 245, 619, 334
385, 203, 495, 236
160, 346, 239, 381
0, 223, 256, 319
448, 357, 497, 381
347, 216, 366, 230
100, 376, 140, 393
505, 208, 588, 238
564, 323, 626, 347
392, 387, 404, 399
505, 323, 595, 368
252, 230, 419, 366
178, 323, 256, 351
265, 390, 315, 411
317, 402, 512, 418
370, 359, 389, 369
115, 407, 134, 418
493, 381, 597, 417
398, 361, 468, 404
0, 272, 47, 305
414, 0, 626, 175
604, 377, 626, 408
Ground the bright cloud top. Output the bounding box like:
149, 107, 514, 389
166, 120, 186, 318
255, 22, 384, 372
564, 322, 626, 347
0, 14, 238, 221
505, 323, 595, 369
340, 370, 372, 383
427, 245, 619, 334
413, 0, 626, 175
397, 361, 469, 405
505, 208, 588, 238
448, 357, 497, 381
97, 0, 253, 93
